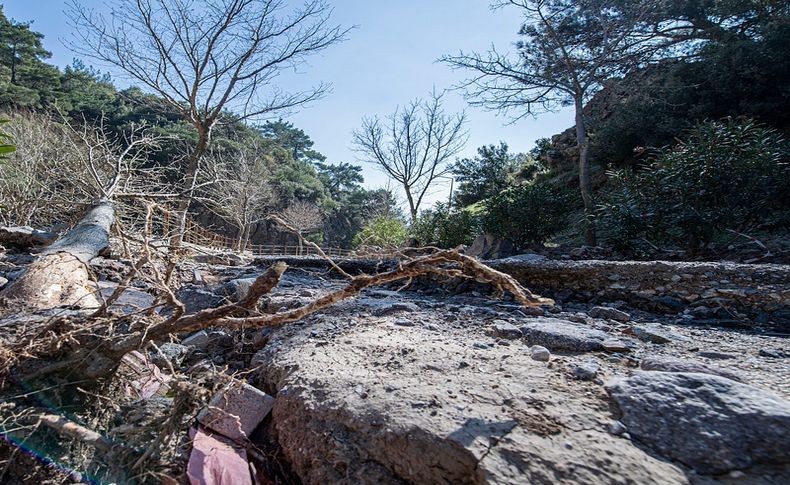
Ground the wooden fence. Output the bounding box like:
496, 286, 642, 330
116, 210, 396, 259
178, 218, 354, 257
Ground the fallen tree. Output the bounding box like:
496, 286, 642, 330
2, 199, 114, 308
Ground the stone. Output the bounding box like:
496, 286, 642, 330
653, 296, 685, 313
697, 351, 736, 360
197, 382, 275, 441
372, 302, 421, 316
467, 233, 517, 260
176, 286, 224, 314
607, 371, 790, 474
519, 318, 609, 352
150, 342, 190, 368
251, 315, 691, 484
530, 345, 551, 362
393, 318, 415, 327
602, 339, 630, 353
488, 320, 522, 340
501, 253, 547, 262
589, 306, 631, 323
608, 421, 627, 436
0, 276, 8, 288
222, 277, 258, 301
0, 226, 56, 248
182, 329, 233, 349
570, 360, 599, 380
640, 356, 745, 383
759, 348, 788, 359
624, 324, 675, 344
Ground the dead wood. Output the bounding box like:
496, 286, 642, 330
1, 199, 114, 309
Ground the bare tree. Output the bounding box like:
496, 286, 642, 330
0, 111, 87, 226
202, 145, 273, 251
3, 116, 165, 308
280, 200, 323, 252
66, 0, 347, 261
353, 92, 467, 221
442, 0, 663, 246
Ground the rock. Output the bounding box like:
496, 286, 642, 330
467, 233, 517, 260
176, 286, 224, 314
653, 296, 685, 313
182, 329, 233, 349
570, 360, 599, 380
0, 226, 56, 248
640, 356, 745, 383
602, 339, 630, 353
488, 320, 522, 340
607, 371, 790, 474
589, 306, 631, 323
530, 345, 551, 361
519, 306, 546, 317
0, 276, 7, 288
697, 351, 736, 360
624, 324, 675, 344
393, 318, 415, 327
501, 253, 547, 262
150, 342, 190, 368
372, 302, 420, 316
608, 421, 627, 436
197, 381, 275, 441
519, 318, 609, 352
97, 284, 155, 313
252, 316, 690, 484
222, 277, 258, 301
759, 348, 788, 359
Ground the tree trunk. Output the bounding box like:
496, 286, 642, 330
1, 199, 114, 309
574, 96, 597, 247
405, 185, 417, 222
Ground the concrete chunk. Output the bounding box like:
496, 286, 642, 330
197, 382, 275, 441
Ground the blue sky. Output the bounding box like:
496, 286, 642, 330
4, 0, 573, 207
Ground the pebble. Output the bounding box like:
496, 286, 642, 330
530, 345, 551, 362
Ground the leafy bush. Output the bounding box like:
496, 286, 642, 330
482, 182, 576, 247
352, 217, 408, 249
598, 119, 790, 253
410, 202, 482, 248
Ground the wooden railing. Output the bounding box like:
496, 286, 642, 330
117, 211, 395, 259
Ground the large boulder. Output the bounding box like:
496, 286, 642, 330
467, 234, 516, 260
606, 371, 790, 474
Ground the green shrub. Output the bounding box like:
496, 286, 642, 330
482, 183, 576, 248
598, 119, 790, 253
352, 217, 408, 248
411, 202, 482, 248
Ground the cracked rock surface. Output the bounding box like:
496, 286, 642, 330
251, 278, 790, 484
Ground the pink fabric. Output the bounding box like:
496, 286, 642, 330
187, 428, 253, 485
